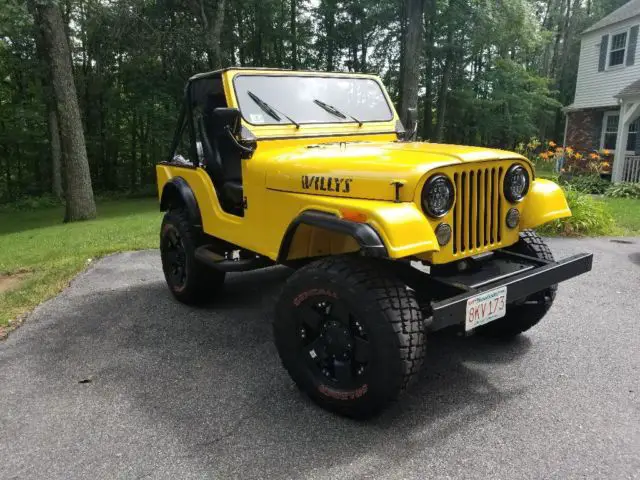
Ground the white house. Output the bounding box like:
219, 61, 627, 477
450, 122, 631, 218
565, 0, 640, 182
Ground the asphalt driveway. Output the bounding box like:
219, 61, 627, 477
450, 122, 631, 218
1, 238, 639, 479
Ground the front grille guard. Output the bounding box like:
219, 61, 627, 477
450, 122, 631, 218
452, 166, 504, 255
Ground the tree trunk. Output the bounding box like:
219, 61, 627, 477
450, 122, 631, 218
210, 0, 226, 68
435, 28, 454, 143
30, 0, 96, 221
49, 109, 63, 199
399, 0, 424, 129
291, 0, 298, 68
422, 0, 435, 140
33, 8, 64, 200
324, 0, 337, 70
197, 0, 226, 69
130, 110, 137, 191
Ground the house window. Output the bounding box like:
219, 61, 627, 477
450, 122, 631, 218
609, 32, 628, 67
600, 112, 640, 152
602, 113, 619, 149
627, 118, 639, 151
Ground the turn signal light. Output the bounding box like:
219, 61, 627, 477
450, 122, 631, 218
341, 210, 368, 223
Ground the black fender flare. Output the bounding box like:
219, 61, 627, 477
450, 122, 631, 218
160, 177, 202, 228
277, 210, 388, 263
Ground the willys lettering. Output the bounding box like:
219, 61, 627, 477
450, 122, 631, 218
301, 175, 353, 193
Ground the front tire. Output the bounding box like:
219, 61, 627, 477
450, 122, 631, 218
274, 256, 426, 418
160, 209, 225, 305
477, 230, 556, 339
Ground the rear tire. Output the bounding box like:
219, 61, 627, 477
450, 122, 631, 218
160, 209, 225, 305
477, 230, 556, 339
274, 256, 426, 419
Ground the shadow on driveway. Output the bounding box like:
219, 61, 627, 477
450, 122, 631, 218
6, 264, 532, 478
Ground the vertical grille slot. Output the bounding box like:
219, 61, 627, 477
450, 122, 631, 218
497, 167, 503, 242
450, 164, 504, 255
469, 171, 476, 250
453, 173, 459, 254
462, 172, 468, 251
477, 169, 483, 248
492, 167, 500, 243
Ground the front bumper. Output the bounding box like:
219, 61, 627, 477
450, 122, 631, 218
429, 250, 593, 331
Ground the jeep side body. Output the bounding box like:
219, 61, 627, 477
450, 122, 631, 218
156, 68, 593, 418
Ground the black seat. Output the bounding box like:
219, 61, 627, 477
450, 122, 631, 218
200, 96, 244, 215
222, 182, 243, 206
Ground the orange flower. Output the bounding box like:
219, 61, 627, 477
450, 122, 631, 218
574, 152, 583, 160
548, 141, 557, 148
539, 152, 549, 160
565, 147, 574, 155
602, 149, 611, 155
589, 152, 599, 160
601, 161, 611, 168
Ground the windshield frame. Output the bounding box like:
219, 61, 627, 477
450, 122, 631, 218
231, 73, 395, 128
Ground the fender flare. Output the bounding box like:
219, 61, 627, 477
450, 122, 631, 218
277, 210, 388, 263
160, 177, 202, 228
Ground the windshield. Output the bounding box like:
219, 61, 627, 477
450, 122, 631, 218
233, 75, 394, 126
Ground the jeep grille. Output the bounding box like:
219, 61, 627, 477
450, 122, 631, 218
452, 167, 504, 254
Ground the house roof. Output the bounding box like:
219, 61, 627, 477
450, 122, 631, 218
617, 78, 640, 97
583, 0, 640, 34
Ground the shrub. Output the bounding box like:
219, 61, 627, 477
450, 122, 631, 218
559, 174, 610, 194
538, 187, 615, 236
604, 182, 640, 199
0, 194, 63, 211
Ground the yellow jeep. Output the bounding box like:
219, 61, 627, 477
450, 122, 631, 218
156, 68, 592, 418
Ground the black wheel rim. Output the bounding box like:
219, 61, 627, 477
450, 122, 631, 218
295, 296, 370, 388
163, 227, 187, 289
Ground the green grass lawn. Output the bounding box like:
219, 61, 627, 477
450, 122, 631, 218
601, 197, 640, 235
0, 198, 160, 331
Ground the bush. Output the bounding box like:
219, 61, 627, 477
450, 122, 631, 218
605, 182, 640, 199
0, 194, 63, 211
560, 174, 610, 194
538, 187, 615, 236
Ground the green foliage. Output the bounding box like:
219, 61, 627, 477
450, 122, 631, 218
604, 182, 640, 199
538, 187, 615, 237
0, 0, 630, 204
0, 195, 63, 212
559, 175, 610, 195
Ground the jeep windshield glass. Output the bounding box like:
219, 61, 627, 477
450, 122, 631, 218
234, 75, 393, 126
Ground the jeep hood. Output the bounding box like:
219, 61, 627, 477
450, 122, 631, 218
264, 141, 527, 202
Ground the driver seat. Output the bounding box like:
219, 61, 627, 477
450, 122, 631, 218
200, 96, 244, 215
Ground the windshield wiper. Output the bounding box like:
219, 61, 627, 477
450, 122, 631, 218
313, 99, 363, 127
247, 91, 300, 129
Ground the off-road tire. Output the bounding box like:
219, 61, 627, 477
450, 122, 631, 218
477, 230, 556, 339
274, 255, 426, 419
160, 209, 225, 304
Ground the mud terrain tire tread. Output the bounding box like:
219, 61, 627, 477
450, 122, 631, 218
160, 209, 225, 305
274, 255, 425, 418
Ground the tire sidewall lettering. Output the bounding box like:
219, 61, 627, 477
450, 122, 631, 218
293, 288, 338, 307
318, 383, 369, 401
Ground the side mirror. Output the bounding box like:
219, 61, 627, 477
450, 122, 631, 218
214, 107, 256, 158
406, 107, 418, 141
213, 107, 242, 136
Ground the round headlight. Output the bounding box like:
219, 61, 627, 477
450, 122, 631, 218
422, 174, 455, 218
504, 164, 530, 203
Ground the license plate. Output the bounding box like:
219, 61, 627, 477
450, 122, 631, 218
465, 286, 507, 331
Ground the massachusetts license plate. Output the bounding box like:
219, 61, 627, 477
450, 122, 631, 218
465, 286, 507, 331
